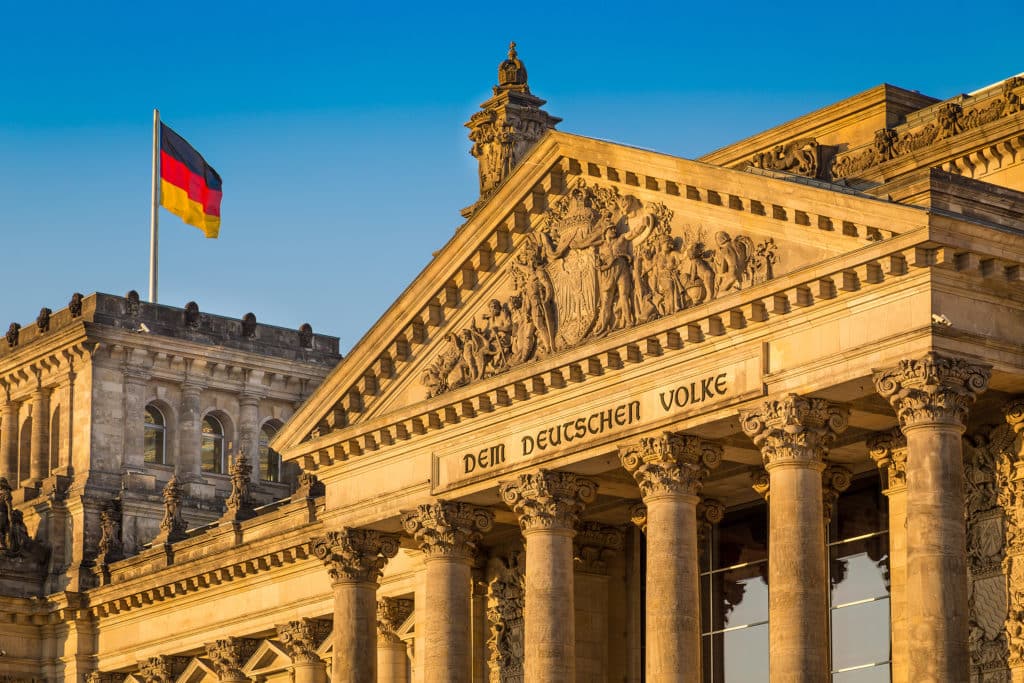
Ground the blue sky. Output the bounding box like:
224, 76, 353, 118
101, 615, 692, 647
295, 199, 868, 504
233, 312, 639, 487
1, 2, 1022, 352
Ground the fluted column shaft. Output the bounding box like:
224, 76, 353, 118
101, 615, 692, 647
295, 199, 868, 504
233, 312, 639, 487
875, 354, 989, 682
619, 433, 721, 683
29, 387, 49, 483
741, 394, 849, 683
0, 401, 18, 482
500, 470, 597, 683
312, 529, 400, 683
402, 502, 493, 683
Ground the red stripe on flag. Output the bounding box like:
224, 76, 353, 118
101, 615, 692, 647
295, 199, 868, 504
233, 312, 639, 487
161, 151, 222, 217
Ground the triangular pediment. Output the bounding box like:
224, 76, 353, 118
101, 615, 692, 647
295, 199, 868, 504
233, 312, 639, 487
274, 131, 929, 460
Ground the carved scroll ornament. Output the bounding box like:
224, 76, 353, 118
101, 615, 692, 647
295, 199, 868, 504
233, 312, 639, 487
423, 179, 778, 398
487, 552, 526, 683
740, 394, 849, 467
750, 138, 820, 177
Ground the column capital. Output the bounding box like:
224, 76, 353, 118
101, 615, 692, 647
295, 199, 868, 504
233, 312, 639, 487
740, 393, 849, 469
136, 656, 190, 683
401, 500, 494, 561
629, 502, 647, 534
310, 527, 400, 585
499, 469, 597, 532
873, 352, 990, 431
697, 498, 726, 546
377, 596, 414, 644
204, 637, 258, 680
822, 464, 853, 524
276, 618, 330, 664
751, 468, 771, 500
867, 428, 908, 493
573, 521, 624, 574
1006, 397, 1024, 435
618, 432, 722, 499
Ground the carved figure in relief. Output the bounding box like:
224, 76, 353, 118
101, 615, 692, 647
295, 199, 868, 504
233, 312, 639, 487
422, 179, 779, 397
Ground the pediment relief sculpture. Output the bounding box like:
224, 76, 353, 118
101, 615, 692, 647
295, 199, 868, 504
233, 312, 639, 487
422, 179, 778, 398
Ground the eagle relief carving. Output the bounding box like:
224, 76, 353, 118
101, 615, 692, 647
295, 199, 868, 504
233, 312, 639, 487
422, 179, 778, 398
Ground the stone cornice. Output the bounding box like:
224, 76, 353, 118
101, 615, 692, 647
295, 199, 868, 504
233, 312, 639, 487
283, 224, 1024, 474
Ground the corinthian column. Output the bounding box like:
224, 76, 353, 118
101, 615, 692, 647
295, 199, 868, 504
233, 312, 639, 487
277, 618, 330, 683
377, 597, 413, 683
740, 394, 849, 683
618, 432, 722, 683
499, 470, 597, 683
874, 353, 989, 682
311, 528, 401, 683
867, 428, 908, 683
402, 501, 494, 683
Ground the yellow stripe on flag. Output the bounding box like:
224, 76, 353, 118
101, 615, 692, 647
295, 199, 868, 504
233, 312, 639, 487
160, 180, 221, 238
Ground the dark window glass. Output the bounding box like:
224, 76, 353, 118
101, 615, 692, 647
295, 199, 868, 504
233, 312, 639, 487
200, 416, 224, 473
830, 476, 891, 681
144, 406, 166, 464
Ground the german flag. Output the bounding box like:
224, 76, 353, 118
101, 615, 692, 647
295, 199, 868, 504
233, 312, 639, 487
160, 123, 222, 238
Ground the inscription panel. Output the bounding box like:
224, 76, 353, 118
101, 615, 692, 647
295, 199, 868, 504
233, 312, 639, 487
433, 354, 761, 492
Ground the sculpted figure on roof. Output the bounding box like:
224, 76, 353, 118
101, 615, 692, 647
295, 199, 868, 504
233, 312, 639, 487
422, 179, 778, 397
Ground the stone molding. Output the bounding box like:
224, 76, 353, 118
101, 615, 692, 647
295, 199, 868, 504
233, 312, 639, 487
310, 528, 400, 585
204, 637, 258, 679
87, 673, 126, 683
276, 618, 331, 664
618, 432, 722, 499
867, 427, 908, 493
499, 470, 597, 532
873, 352, 990, 430
740, 394, 849, 468
377, 597, 414, 644
573, 522, 624, 574
822, 464, 853, 524
401, 501, 494, 561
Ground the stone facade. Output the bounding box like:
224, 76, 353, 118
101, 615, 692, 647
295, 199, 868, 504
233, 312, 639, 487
6, 48, 1024, 683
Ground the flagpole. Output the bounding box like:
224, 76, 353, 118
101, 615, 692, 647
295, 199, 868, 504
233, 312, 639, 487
149, 108, 160, 303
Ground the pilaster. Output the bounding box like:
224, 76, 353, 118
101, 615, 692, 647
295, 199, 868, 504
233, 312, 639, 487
573, 522, 623, 683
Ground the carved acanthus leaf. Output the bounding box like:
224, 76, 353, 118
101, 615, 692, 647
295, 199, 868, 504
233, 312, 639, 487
822, 464, 853, 524
277, 618, 331, 664
136, 656, 189, 683
499, 470, 597, 532
866, 428, 908, 492
740, 394, 849, 467
310, 528, 400, 584
618, 432, 722, 498
377, 597, 414, 644
204, 637, 258, 679
401, 501, 494, 560
573, 522, 624, 574
873, 353, 990, 430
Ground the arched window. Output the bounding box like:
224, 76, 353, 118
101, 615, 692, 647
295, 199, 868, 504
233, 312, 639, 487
259, 423, 282, 482
144, 405, 166, 464
201, 415, 225, 473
